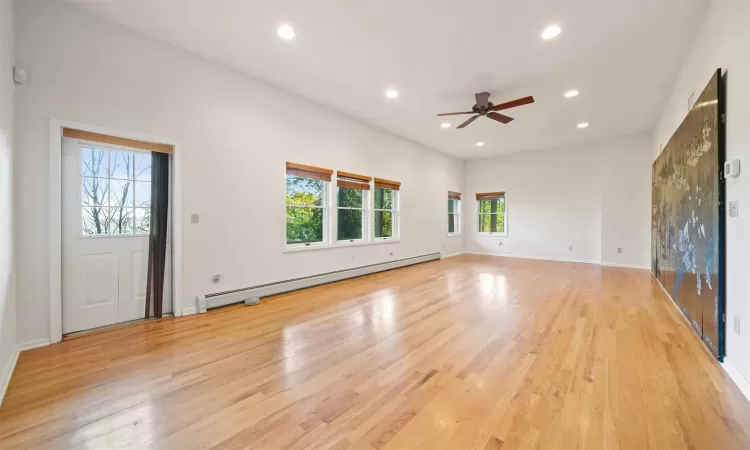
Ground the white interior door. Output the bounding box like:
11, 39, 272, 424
62, 137, 156, 334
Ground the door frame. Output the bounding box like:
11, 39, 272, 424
49, 119, 184, 344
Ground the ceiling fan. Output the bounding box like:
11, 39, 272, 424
437, 93, 535, 129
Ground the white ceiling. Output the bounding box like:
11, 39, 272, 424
72, 0, 708, 159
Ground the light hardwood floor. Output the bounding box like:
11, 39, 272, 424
2, 255, 750, 449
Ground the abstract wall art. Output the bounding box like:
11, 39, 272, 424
651, 69, 725, 361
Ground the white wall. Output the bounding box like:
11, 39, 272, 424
0, 0, 17, 405
654, 0, 750, 379
14, 0, 464, 344
464, 132, 652, 268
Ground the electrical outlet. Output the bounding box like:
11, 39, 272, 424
191, 213, 200, 224
389, 252, 394, 257
568, 245, 573, 251
498, 241, 503, 246
617, 248, 623, 254
211, 273, 221, 284
735, 315, 741, 334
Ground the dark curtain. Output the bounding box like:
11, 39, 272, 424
145, 152, 170, 319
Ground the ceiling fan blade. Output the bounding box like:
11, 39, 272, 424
457, 115, 480, 129
437, 111, 474, 116
475, 92, 490, 108
487, 112, 514, 124
491, 96, 535, 111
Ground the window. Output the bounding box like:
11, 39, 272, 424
477, 192, 506, 235
336, 171, 371, 242
448, 191, 461, 236
374, 178, 400, 239
80, 146, 152, 236
285, 162, 333, 247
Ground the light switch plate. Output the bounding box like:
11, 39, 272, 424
191, 213, 200, 224
729, 201, 739, 218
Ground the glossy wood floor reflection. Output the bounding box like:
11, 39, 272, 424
2, 255, 750, 449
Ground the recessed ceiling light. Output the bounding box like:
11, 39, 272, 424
385, 89, 399, 99
577, 122, 589, 129
441, 123, 451, 128
476, 142, 485, 147
277, 24, 295, 40
541, 25, 562, 40
564, 89, 580, 98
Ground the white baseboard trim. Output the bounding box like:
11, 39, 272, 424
600, 262, 651, 270
722, 359, 750, 403
440, 252, 465, 259
182, 306, 197, 316
19, 338, 51, 352
465, 251, 600, 265
0, 345, 20, 408
204, 253, 441, 310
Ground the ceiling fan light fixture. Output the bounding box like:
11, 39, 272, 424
564, 89, 579, 98
441, 123, 451, 128
577, 122, 589, 129
476, 142, 485, 147
541, 25, 562, 40
385, 89, 399, 99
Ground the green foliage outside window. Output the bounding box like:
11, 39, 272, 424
478, 199, 505, 233
286, 174, 324, 244
338, 187, 365, 240
374, 188, 393, 238
448, 199, 458, 233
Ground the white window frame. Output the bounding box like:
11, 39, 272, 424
477, 192, 508, 237
78, 144, 153, 238
447, 197, 461, 237
372, 187, 399, 242
336, 185, 369, 244
284, 174, 330, 251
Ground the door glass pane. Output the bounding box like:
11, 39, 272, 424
81, 147, 107, 177
448, 199, 455, 213
286, 206, 324, 244
286, 175, 324, 206
82, 206, 110, 235
374, 188, 393, 210
338, 187, 364, 208
375, 210, 393, 238
448, 214, 455, 233
109, 151, 132, 180
109, 179, 133, 208
82, 177, 107, 207
134, 208, 150, 234
109, 208, 134, 234
134, 153, 152, 181
338, 209, 363, 240
135, 181, 152, 208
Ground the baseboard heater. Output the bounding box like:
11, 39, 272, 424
197, 252, 441, 312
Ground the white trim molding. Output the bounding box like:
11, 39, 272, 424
440, 252, 465, 259
48, 119, 184, 344
203, 253, 440, 310
19, 339, 51, 352
0, 345, 20, 408
600, 263, 651, 270
722, 359, 750, 403
465, 251, 600, 265
182, 306, 198, 316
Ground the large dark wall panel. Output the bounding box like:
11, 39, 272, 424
651, 69, 725, 360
